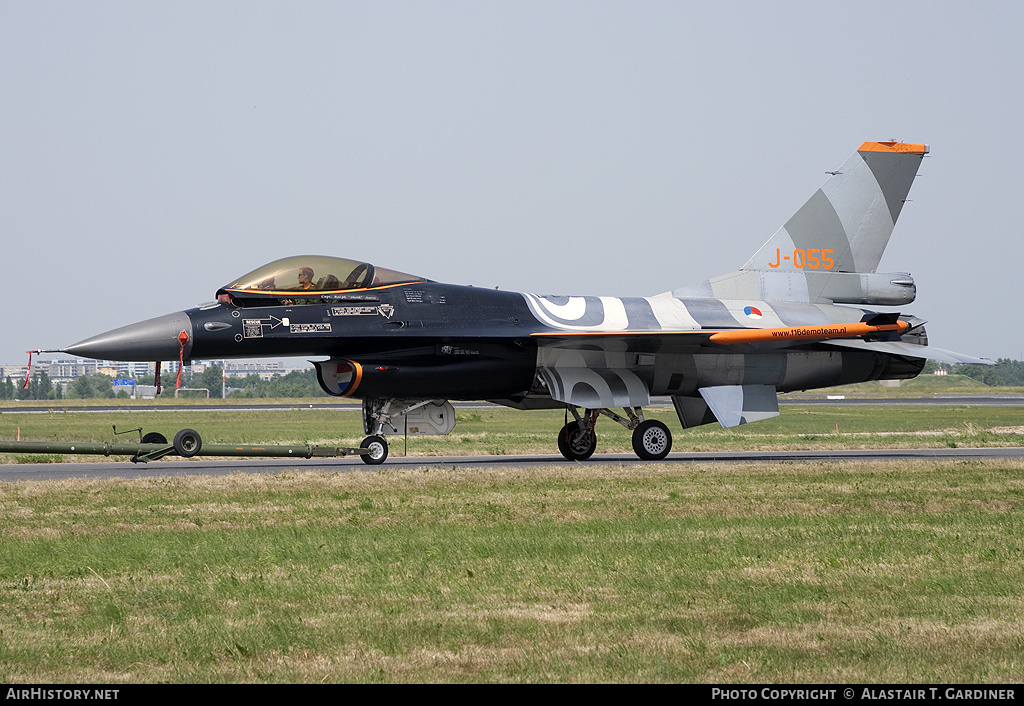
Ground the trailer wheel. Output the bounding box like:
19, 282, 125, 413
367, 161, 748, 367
173, 428, 202, 457
141, 432, 167, 445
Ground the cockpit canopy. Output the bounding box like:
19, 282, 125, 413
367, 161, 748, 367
217, 255, 427, 306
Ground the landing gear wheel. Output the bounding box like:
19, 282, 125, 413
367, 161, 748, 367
632, 420, 671, 460
360, 435, 389, 465
172, 428, 202, 458
557, 421, 597, 461
141, 432, 167, 445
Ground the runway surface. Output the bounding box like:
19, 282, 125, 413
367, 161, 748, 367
3, 447, 1023, 482
3, 395, 1021, 481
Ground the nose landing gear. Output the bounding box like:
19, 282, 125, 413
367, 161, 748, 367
358, 397, 456, 465
359, 435, 389, 465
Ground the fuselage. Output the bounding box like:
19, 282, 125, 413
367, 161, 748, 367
65, 277, 924, 402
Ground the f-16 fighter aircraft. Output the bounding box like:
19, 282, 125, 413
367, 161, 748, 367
61, 141, 989, 464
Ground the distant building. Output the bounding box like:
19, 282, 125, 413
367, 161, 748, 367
185, 361, 284, 381
45, 359, 98, 382
0, 364, 29, 382
2, 358, 291, 386
225, 361, 286, 381
19, 359, 155, 384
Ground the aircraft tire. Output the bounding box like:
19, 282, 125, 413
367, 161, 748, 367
632, 420, 671, 461
360, 435, 389, 465
173, 428, 203, 458
557, 422, 597, 461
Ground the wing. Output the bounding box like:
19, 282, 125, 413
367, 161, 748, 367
528, 319, 990, 427
529, 319, 910, 407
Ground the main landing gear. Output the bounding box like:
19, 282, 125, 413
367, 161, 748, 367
557, 407, 672, 462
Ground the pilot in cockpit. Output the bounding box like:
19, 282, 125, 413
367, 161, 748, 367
216, 256, 423, 308
283, 266, 317, 305
297, 267, 316, 291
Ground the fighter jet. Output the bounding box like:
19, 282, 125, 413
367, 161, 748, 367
61, 141, 989, 464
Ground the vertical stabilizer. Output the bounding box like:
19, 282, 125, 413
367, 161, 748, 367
670, 142, 928, 304
743, 141, 928, 274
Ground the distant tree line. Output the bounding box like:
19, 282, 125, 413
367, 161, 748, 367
2, 366, 328, 401
223, 368, 327, 398
1, 372, 65, 400
132, 365, 327, 399
949, 359, 1024, 387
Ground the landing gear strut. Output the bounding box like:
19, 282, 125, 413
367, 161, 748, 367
358, 397, 458, 465
557, 409, 598, 461
556, 407, 672, 461
361, 399, 394, 465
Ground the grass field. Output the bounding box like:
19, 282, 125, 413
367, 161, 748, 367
1, 402, 1022, 682
2, 458, 1023, 683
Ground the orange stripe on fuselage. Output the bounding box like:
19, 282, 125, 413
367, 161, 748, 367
530, 320, 909, 343
225, 281, 420, 297
530, 330, 709, 338
858, 141, 928, 154
708, 320, 909, 345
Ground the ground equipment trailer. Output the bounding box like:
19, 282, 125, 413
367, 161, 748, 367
0, 428, 387, 464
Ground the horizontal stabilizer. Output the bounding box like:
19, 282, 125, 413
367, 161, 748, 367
695, 384, 780, 429
824, 339, 994, 366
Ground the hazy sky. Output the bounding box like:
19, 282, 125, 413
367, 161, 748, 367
3, 1, 1022, 366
